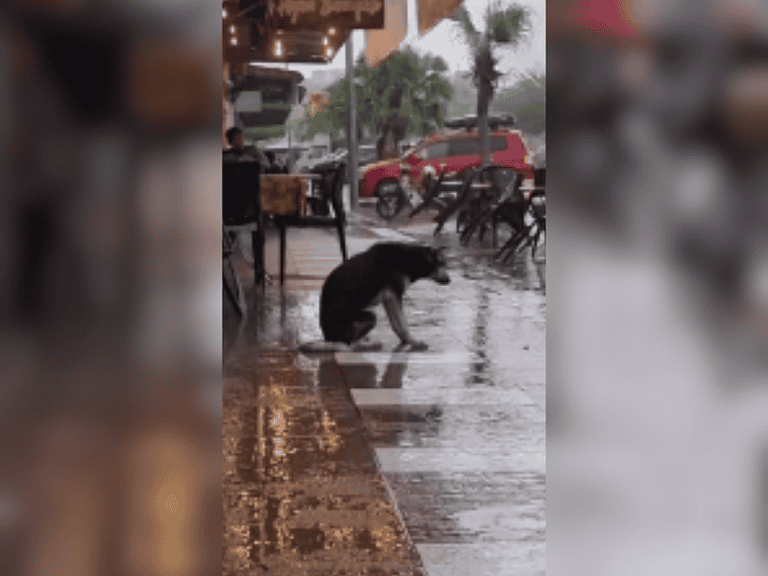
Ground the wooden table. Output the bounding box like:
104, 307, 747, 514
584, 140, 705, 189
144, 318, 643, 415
260, 173, 324, 216
260, 173, 347, 286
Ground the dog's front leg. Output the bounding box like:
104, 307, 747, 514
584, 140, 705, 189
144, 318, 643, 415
381, 290, 427, 351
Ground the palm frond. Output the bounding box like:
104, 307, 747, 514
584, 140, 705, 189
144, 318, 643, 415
487, 3, 530, 46
449, 4, 481, 51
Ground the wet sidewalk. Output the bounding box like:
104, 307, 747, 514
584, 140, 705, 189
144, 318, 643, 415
223, 346, 427, 576
224, 204, 545, 575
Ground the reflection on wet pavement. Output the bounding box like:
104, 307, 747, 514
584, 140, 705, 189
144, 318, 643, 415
357, 224, 545, 575
224, 215, 545, 575
223, 361, 427, 576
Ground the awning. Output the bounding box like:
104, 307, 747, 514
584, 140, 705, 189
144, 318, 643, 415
365, 0, 465, 68
224, 0, 384, 64
365, 0, 407, 68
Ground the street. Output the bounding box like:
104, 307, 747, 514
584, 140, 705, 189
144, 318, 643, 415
223, 201, 545, 575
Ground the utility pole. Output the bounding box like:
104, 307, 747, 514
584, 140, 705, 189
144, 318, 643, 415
286, 60, 293, 173
346, 34, 358, 211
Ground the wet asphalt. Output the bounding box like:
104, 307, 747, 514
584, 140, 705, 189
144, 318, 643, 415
223, 200, 545, 576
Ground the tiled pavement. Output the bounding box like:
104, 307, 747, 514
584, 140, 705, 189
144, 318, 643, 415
332, 251, 546, 576
224, 208, 545, 575
222, 353, 427, 576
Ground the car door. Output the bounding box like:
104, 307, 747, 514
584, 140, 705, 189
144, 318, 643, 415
446, 137, 481, 173
402, 145, 424, 175
489, 135, 510, 164
411, 140, 450, 183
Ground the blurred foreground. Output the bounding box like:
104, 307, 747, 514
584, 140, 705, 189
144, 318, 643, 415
548, 0, 768, 574
0, 2, 222, 574
4, 0, 768, 573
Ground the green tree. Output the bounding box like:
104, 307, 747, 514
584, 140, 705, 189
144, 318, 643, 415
299, 48, 453, 155
490, 72, 545, 135
449, 0, 531, 165
447, 72, 479, 119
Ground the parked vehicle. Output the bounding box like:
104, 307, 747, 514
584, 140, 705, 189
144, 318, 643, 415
293, 146, 329, 173
300, 144, 378, 174
338, 145, 379, 172
359, 119, 536, 202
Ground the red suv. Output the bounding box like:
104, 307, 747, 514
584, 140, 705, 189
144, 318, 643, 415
358, 127, 536, 198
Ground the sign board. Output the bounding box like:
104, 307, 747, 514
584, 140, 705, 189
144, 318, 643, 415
365, 0, 407, 67
267, 0, 384, 31
417, 0, 463, 35
236, 90, 262, 112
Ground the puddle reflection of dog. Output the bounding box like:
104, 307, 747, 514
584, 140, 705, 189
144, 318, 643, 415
300, 242, 450, 353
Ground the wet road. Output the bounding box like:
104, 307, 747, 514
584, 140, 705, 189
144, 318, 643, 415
224, 204, 545, 575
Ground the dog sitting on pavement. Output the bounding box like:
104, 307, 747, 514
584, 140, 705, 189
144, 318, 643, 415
299, 242, 450, 353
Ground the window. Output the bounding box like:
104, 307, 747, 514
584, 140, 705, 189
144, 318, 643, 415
360, 147, 377, 163
449, 136, 508, 156
449, 139, 479, 156
491, 136, 508, 152
425, 141, 449, 159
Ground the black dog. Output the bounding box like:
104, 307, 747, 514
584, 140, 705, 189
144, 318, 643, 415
309, 242, 449, 352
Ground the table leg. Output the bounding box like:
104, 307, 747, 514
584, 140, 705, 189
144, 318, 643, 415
330, 195, 348, 261
434, 174, 475, 234
252, 225, 265, 285
277, 218, 287, 286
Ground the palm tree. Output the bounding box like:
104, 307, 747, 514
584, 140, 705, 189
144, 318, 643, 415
356, 48, 453, 155
449, 0, 531, 166
300, 49, 453, 157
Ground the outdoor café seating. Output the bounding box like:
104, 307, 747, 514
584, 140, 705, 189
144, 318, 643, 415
429, 164, 545, 258
223, 160, 264, 315
261, 161, 348, 286
222, 151, 349, 295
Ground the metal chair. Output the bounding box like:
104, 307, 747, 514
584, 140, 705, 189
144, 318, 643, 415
223, 227, 247, 316
445, 166, 517, 245
495, 168, 545, 261
408, 167, 450, 218
433, 167, 480, 235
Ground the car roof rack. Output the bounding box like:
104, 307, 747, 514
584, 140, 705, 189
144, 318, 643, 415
443, 114, 516, 130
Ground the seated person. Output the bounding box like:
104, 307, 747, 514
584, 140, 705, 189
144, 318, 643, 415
223, 127, 267, 166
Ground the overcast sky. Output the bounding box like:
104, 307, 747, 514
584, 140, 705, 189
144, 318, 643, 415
286, 0, 545, 85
